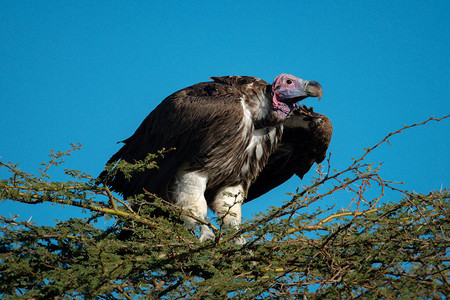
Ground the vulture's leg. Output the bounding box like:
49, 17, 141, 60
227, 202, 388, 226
169, 171, 214, 241
210, 185, 246, 245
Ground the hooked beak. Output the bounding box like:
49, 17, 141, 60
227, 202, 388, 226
280, 80, 323, 102
304, 81, 323, 100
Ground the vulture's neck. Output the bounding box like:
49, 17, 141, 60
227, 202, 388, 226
243, 86, 286, 128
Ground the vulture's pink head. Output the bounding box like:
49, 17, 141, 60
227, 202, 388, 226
272, 73, 323, 118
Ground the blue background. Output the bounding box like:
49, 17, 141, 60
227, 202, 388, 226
1, 1, 449, 225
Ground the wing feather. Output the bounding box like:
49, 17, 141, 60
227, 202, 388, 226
101, 81, 246, 198
246, 106, 332, 202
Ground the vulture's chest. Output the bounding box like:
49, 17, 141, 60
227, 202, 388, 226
240, 107, 283, 187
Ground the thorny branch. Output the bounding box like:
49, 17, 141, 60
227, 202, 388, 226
350, 115, 449, 167
1, 116, 447, 244
1, 116, 447, 246
222, 115, 449, 243
0, 115, 449, 299
38, 142, 83, 181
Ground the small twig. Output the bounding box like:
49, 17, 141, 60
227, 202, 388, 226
38, 143, 82, 181
115, 285, 133, 300
285, 208, 378, 234
350, 116, 449, 168
103, 184, 117, 210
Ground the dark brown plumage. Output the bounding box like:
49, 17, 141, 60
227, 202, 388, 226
102, 76, 273, 199
99, 74, 328, 242
246, 105, 333, 202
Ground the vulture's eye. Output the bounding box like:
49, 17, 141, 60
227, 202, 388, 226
286, 79, 293, 84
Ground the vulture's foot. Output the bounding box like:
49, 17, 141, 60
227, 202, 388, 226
199, 225, 215, 242
232, 236, 247, 245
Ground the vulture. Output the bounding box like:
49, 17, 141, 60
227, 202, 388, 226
100, 74, 332, 242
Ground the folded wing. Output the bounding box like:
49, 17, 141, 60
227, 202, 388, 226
246, 106, 333, 202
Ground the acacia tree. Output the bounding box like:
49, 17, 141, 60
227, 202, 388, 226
1, 116, 449, 299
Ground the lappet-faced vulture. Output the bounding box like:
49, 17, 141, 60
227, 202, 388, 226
99, 74, 332, 242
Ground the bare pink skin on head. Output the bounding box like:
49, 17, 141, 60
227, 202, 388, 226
272, 97, 294, 118
271, 73, 307, 118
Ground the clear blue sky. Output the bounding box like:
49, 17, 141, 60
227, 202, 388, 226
1, 1, 449, 225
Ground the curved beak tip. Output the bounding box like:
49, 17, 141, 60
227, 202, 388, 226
306, 81, 323, 101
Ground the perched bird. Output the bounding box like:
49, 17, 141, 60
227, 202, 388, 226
100, 74, 329, 241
